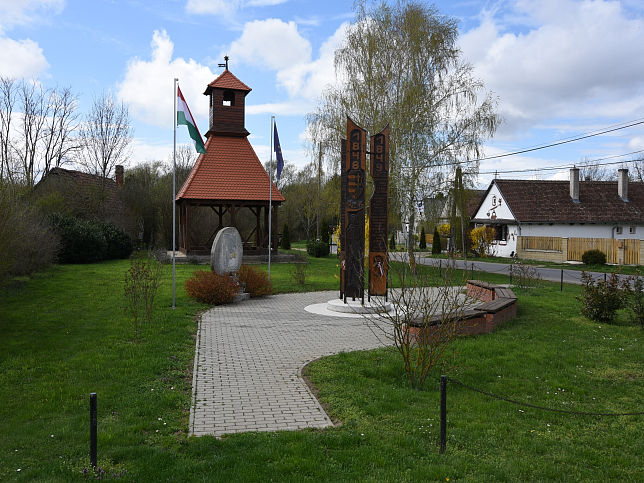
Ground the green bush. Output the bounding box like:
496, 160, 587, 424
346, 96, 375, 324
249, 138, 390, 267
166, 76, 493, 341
49, 214, 132, 263
307, 240, 329, 257
321, 219, 330, 244
419, 227, 427, 249
582, 249, 606, 265
98, 221, 133, 259
431, 228, 441, 254
389, 232, 396, 251
280, 223, 291, 250
577, 271, 623, 323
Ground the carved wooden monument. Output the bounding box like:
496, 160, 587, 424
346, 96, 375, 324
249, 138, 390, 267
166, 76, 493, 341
339, 118, 389, 303
369, 125, 389, 297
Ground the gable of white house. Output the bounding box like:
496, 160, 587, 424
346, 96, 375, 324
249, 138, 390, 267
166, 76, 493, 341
472, 182, 519, 257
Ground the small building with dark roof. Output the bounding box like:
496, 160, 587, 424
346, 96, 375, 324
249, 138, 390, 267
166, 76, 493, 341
176, 68, 284, 255
471, 168, 643, 263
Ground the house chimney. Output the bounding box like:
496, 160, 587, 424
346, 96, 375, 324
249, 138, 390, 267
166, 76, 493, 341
115, 165, 124, 188
618, 168, 628, 202
570, 167, 580, 202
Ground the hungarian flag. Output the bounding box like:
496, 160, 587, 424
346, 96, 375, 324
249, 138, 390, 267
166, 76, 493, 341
177, 86, 206, 154
273, 122, 284, 179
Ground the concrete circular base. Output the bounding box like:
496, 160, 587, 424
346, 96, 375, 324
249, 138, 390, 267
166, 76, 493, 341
326, 297, 392, 314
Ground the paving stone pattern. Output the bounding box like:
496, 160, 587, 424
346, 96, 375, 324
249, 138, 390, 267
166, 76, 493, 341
190, 291, 386, 437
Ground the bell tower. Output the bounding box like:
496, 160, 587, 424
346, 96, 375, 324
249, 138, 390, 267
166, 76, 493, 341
203, 57, 251, 138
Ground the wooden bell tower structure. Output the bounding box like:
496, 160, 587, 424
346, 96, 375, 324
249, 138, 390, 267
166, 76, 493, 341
176, 60, 285, 255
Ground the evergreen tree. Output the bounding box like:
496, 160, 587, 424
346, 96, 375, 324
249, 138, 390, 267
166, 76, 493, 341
389, 232, 396, 251
432, 227, 441, 254
419, 226, 427, 249
280, 223, 291, 250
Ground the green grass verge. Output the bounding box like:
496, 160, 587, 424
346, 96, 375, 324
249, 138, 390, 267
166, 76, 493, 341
0, 259, 641, 480
422, 253, 642, 274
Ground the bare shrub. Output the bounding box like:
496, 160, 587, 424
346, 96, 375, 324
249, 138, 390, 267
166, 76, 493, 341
364, 262, 469, 388
0, 184, 59, 282
124, 254, 162, 343
621, 272, 643, 328
291, 263, 308, 286
238, 264, 272, 297
510, 261, 542, 289
185, 270, 239, 305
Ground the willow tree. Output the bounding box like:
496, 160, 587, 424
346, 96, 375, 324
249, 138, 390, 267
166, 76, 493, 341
307, 0, 499, 264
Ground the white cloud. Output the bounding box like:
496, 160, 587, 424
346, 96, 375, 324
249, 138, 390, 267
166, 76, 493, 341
222, 20, 348, 118
129, 138, 174, 166
185, 0, 240, 16
0, 36, 48, 78
0, 0, 62, 80
0, 0, 64, 31
459, 0, 644, 132
185, 0, 285, 17
246, 101, 312, 116
118, 30, 215, 128
227, 19, 311, 71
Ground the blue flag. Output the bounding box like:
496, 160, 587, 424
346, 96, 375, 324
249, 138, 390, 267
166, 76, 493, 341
273, 122, 284, 180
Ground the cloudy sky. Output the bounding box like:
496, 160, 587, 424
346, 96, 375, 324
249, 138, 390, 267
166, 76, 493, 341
2, 0, 644, 188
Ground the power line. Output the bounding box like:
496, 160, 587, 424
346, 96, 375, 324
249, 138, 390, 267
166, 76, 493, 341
474, 118, 644, 162
478, 149, 644, 175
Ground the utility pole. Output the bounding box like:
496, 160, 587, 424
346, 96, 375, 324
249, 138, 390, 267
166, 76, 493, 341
316, 141, 322, 240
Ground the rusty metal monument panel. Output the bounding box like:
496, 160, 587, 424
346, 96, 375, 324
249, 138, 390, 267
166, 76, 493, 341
369, 125, 389, 296
339, 138, 346, 298
343, 118, 366, 300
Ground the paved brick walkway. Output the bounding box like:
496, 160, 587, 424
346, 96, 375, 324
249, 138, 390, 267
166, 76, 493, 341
189, 291, 386, 437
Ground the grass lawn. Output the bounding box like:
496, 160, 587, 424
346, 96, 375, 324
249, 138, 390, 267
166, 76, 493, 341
0, 257, 642, 480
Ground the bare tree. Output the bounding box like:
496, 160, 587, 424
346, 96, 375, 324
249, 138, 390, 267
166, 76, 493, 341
41, 86, 80, 175
578, 157, 613, 181
0, 77, 16, 182
78, 92, 132, 182
362, 261, 470, 388
15, 81, 49, 187
628, 158, 644, 182
307, 0, 499, 267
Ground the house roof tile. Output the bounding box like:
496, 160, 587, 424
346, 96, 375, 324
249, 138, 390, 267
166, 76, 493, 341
483, 179, 644, 224
176, 135, 284, 203
204, 70, 251, 94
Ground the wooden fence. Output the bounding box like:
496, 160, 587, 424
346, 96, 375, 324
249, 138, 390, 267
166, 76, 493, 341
517, 236, 562, 252
518, 236, 640, 265
624, 239, 641, 265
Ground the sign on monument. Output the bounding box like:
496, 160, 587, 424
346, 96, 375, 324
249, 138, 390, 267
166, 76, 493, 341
211, 227, 243, 275
369, 125, 389, 296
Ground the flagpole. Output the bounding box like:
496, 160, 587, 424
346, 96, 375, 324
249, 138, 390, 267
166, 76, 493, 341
172, 78, 178, 309
268, 115, 274, 280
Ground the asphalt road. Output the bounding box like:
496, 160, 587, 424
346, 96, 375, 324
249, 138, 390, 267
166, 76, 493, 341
389, 252, 637, 286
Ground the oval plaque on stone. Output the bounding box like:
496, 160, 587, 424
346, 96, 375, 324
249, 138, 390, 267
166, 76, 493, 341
211, 227, 243, 275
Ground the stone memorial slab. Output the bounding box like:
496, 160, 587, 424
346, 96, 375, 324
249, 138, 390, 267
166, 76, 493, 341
211, 227, 243, 275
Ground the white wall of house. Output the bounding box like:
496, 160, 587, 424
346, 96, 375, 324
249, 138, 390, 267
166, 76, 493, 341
477, 184, 514, 221
489, 225, 519, 257
519, 223, 643, 240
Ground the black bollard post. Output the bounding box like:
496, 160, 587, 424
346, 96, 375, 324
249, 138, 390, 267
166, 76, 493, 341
439, 259, 442, 277
604, 273, 607, 282
560, 269, 564, 292
509, 264, 513, 284
440, 375, 447, 454
90, 392, 97, 468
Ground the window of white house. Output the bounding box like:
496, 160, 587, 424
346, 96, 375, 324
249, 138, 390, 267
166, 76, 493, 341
630, 226, 636, 234
494, 224, 508, 242
616, 226, 623, 234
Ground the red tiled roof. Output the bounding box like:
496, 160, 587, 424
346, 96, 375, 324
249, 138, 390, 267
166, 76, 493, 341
474, 179, 644, 224
204, 70, 251, 93
176, 136, 284, 202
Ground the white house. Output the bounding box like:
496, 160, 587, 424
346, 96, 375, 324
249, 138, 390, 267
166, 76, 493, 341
471, 168, 644, 264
